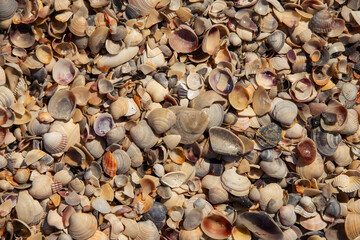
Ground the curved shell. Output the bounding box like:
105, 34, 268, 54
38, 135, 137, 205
161, 171, 187, 188
290, 78, 317, 103
130, 120, 158, 149
297, 138, 317, 164
311, 127, 342, 157
201, 211, 232, 239
167, 107, 209, 144
0, 0, 17, 21
169, 25, 198, 53
110, 97, 129, 120
331, 142, 353, 167
15, 191, 44, 225
147, 108, 176, 134
279, 205, 296, 227
89, 26, 109, 54
10, 24, 35, 48
253, 86, 271, 116
209, 127, 244, 156
52, 59, 79, 85
300, 214, 327, 231
36, 45, 53, 64
260, 158, 287, 179
221, 168, 251, 196
267, 30, 286, 52
296, 152, 324, 180
309, 9, 334, 33
29, 175, 53, 200
203, 104, 224, 130
43, 131, 68, 154
0, 86, 15, 108
208, 68, 235, 95
135, 220, 160, 240
255, 69, 277, 89
69, 17, 88, 37
345, 212, 360, 240
112, 149, 131, 174
270, 98, 298, 126
102, 151, 117, 177
69, 213, 97, 240
228, 83, 250, 111
93, 113, 114, 137
259, 183, 283, 213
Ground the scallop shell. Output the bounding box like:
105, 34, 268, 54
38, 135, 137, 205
169, 25, 198, 53
0, 86, 15, 108
147, 108, 176, 134
130, 120, 158, 149
309, 9, 334, 33
270, 98, 298, 126
167, 106, 209, 144
300, 214, 327, 231
69, 213, 97, 240
43, 131, 68, 154
52, 59, 79, 85
221, 168, 251, 197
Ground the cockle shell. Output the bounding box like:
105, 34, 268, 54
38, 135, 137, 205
147, 108, 176, 134
135, 220, 160, 240
300, 214, 327, 231
221, 168, 251, 196
29, 175, 53, 200
112, 149, 131, 174
69, 213, 97, 240
43, 131, 68, 154
345, 212, 360, 240
102, 151, 117, 177
0, 86, 15, 108
309, 9, 334, 33
69, 17, 88, 37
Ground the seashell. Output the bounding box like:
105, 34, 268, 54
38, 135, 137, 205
260, 158, 287, 179
267, 30, 286, 52
163, 135, 181, 150
325, 221, 347, 240
311, 127, 342, 157
15, 191, 44, 225
190, 90, 228, 110
299, 196, 316, 213
228, 83, 250, 111
290, 78, 317, 103
147, 108, 176, 134
14, 168, 30, 184
43, 132, 68, 154
324, 198, 341, 219
69, 17, 88, 37
208, 187, 229, 204
270, 98, 298, 126
255, 69, 277, 89
167, 106, 209, 144
209, 127, 244, 156
29, 175, 53, 200
331, 142, 353, 167
69, 213, 97, 240
296, 152, 324, 180
179, 227, 203, 240
0, 0, 17, 21
35, 45, 53, 65
0, 199, 12, 217
106, 126, 125, 145
54, 170, 73, 186
97, 46, 139, 69
64, 191, 81, 206
89, 26, 109, 54
161, 171, 187, 188
256, 122, 282, 148
297, 138, 317, 164
146, 80, 169, 103
339, 83, 358, 108
208, 68, 235, 95
142, 202, 167, 230
93, 113, 114, 137
135, 220, 160, 240
169, 25, 198, 53
237, 211, 284, 240
10, 24, 35, 48
309, 9, 334, 33
202, 104, 224, 130
102, 151, 117, 177
92, 197, 111, 214
112, 149, 131, 174
345, 212, 360, 240
52, 59, 79, 85
260, 183, 283, 213
202, 24, 228, 55
0, 86, 15, 108
110, 97, 129, 120
279, 205, 296, 227
130, 120, 158, 149
221, 168, 251, 196
252, 86, 271, 116
121, 218, 139, 239
300, 214, 327, 231
201, 211, 232, 240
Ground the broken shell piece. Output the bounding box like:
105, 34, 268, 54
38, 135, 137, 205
208, 68, 235, 95
52, 58, 79, 85
201, 211, 232, 240
169, 25, 198, 53
209, 127, 244, 156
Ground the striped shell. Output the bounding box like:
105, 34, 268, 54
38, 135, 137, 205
43, 132, 68, 154
102, 151, 117, 177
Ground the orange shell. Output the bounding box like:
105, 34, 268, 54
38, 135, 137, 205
102, 151, 117, 177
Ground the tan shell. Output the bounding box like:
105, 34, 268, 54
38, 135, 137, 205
345, 212, 360, 240
52, 59, 79, 85
135, 220, 160, 240
221, 168, 251, 196
69, 213, 97, 240
296, 153, 324, 180
260, 183, 283, 213
15, 191, 44, 225
29, 175, 53, 200
147, 108, 176, 134
209, 127, 244, 156
35, 45, 53, 64
43, 131, 68, 154
161, 171, 188, 188
110, 97, 129, 120
130, 120, 158, 149
69, 17, 88, 37
201, 211, 232, 240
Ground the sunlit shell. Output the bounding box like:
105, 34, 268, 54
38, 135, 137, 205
228, 83, 250, 111
300, 214, 327, 231
309, 9, 334, 33
290, 78, 317, 103
93, 113, 114, 137
130, 120, 158, 149
89, 26, 109, 54
169, 25, 198, 53
255, 69, 277, 89
102, 151, 117, 177
147, 108, 176, 134
270, 98, 298, 126
221, 168, 251, 196
52, 58, 79, 85
252, 86, 271, 116
35, 45, 53, 64
43, 131, 68, 154
10, 24, 35, 48
69, 213, 97, 240
69, 17, 88, 37
0, 0, 17, 21
201, 211, 232, 240
48, 90, 76, 121
297, 138, 317, 164
209, 127, 244, 156
311, 127, 342, 157
29, 175, 53, 199
208, 68, 235, 95
202, 24, 229, 55
259, 183, 283, 213
15, 191, 44, 225
296, 152, 324, 180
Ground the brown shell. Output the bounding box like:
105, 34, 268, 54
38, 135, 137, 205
102, 151, 117, 177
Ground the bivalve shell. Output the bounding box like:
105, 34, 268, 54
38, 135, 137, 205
69, 213, 97, 240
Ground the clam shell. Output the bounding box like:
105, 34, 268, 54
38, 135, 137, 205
52, 59, 79, 85
260, 183, 283, 213
147, 108, 176, 134
201, 211, 232, 240
169, 25, 198, 53
297, 138, 317, 164
202, 104, 224, 130
311, 127, 342, 157
10, 24, 35, 48
331, 142, 353, 167
89, 26, 109, 54
0, 0, 17, 21
0, 86, 15, 108
279, 205, 297, 227
260, 158, 287, 179
93, 113, 114, 137
208, 68, 235, 95
256, 122, 282, 148
237, 211, 284, 240
29, 175, 53, 200
112, 149, 131, 174
209, 127, 244, 156
296, 152, 324, 180
110, 97, 129, 120
267, 30, 286, 52
130, 120, 158, 149
221, 168, 251, 196
92, 197, 111, 214
167, 106, 209, 144
228, 83, 250, 111
270, 98, 298, 126
36, 45, 53, 65
135, 220, 160, 240
43, 131, 68, 154
252, 86, 271, 116
15, 191, 44, 225
161, 171, 187, 188
69, 17, 88, 37
255, 69, 277, 89
69, 213, 97, 240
